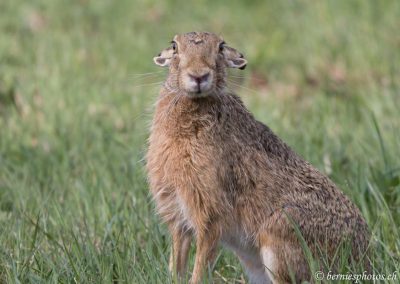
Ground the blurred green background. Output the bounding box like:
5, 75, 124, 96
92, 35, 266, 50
0, 0, 399, 283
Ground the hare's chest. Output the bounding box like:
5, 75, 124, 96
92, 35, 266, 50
151, 182, 194, 231
147, 133, 209, 226
151, 130, 216, 183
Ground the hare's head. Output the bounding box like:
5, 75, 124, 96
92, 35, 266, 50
154, 32, 247, 97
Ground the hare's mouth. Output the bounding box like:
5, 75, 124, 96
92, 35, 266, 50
185, 86, 213, 98
181, 71, 214, 96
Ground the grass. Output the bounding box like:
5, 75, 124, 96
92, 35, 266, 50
0, 0, 399, 283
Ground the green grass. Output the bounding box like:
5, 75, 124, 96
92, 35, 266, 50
0, 0, 399, 283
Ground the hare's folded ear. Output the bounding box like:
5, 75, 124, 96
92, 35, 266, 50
227, 57, 247, 70
153, 47, 174, 67
223, 46, 247, 70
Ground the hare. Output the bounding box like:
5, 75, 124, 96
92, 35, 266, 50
146, 32, 370, 284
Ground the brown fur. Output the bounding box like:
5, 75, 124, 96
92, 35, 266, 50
146, 32, 370, 283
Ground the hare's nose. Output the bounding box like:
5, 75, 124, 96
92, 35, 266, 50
188, 72, 210, 85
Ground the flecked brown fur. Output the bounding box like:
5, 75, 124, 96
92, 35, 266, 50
146, 32, 370, 284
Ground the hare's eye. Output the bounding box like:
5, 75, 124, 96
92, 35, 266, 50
219, 41, 225, 52
171, 41, 177, 52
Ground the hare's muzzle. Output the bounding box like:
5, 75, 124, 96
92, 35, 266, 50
182, 69, 213, 95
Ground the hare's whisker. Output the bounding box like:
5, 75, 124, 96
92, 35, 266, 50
128, 71, 166, 77
227, 79, 260, 95
130, 81, 165, 88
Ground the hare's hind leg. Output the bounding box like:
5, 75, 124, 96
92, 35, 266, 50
239, 249, 272, 284
223, 237, 272, 284
260, 246, 277, 284
260, 237, 310, 284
